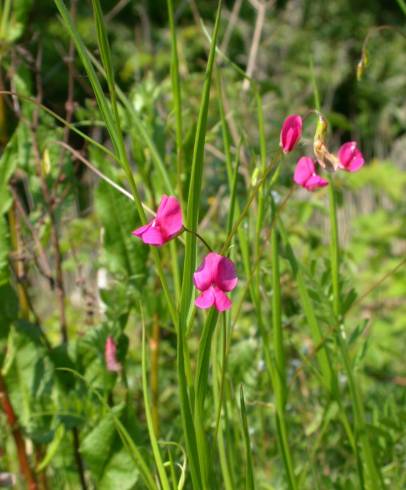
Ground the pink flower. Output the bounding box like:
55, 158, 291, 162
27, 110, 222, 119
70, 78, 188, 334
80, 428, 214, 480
193, 252, 238, 312
105, 336, 121, 372
293, 156, 328, 191
280, 114, 303, 153
132, 195, 183, 246
337, 141, 364, 172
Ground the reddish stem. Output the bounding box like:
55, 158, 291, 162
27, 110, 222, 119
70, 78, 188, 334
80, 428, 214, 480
0, 373, 38, 490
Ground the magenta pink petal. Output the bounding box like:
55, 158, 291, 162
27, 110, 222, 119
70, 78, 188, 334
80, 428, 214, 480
280, 114, 302, 153
304, 175, 328, 191
213, 287, 232, 312
132, 222, 151, 237
216, 256, 238, 292
195, 287, 215, 309
140, 225, 165, 246
338, 142, 365, 172
293, 157, 315, 186
193, 252, 222, 291
347, 155, 364, 172
156, 195, 183, 238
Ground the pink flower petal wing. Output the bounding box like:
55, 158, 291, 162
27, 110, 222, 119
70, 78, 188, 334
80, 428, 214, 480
193, 252, 222, 291
216, 256, 238, 292
156, 194, 169, 215
195, 286, 215, 309
293, 157, 315, 186
347, 154, 364, 172
156, 195, 183, 238
132, 222, 152, 237
139, 225, 165, 246
304, 175, 328, 191
213, 287, 232, 312
338, 142, 365, 172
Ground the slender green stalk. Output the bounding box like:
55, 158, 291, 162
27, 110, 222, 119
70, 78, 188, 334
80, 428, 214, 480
240, 386, 255, 490
216, 72, 252, 288
328, 177, 384, 490
212, 322, 234, 490
254, 87, 267, 256
307, 61, 365, 486
277, 218, 336, 392
167, 0, 184, 206
193, 309, 219, 487
271, 201, 297, 490
192, 124, 239, 489
176, 3, 223, 488
221, 157, 281, 255
141, 317, 171, 490
277, 217, 358, 457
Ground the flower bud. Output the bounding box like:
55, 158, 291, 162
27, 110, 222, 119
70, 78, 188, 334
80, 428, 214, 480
280, 114, 302, 153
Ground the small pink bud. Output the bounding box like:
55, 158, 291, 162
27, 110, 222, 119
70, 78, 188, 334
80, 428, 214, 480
194, 253, 238, 312
337, 142, 365, 172
280, 114, 303, 153
293, 157, 328, 192
132, 195, 183, 246
105, 336, 122, 373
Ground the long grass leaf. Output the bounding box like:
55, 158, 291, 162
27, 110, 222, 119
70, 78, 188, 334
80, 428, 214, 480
240, 386, 255, 490
167, 0, 184, 204
271, 201, 297, 490
141, 314, 171, 490
175, 2, 223, 489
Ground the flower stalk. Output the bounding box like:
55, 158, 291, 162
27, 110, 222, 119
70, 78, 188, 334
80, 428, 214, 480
328, 176, 384, 490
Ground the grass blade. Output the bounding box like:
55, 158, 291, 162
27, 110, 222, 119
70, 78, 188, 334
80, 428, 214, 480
141, 313, 171, 490
167, 0, 184, 205
270, 200, 297, 490
240, 386, 255, 490
176, 2, 223, 488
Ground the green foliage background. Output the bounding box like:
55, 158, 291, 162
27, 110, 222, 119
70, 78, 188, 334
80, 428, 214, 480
0, 0, 405, 489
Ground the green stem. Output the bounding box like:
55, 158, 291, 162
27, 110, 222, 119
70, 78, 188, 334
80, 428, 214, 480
212, 318, 234, 490
167, 0, 184, 206
271, 201, 297, 490
183, 226, 212, 252
328, 177, 384, 490
141, 320, 171, 490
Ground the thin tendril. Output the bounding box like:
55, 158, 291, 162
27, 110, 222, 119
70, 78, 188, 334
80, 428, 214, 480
183, 227, 213, 252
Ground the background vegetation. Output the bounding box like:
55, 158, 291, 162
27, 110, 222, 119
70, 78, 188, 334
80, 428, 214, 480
0, 0, 405, 489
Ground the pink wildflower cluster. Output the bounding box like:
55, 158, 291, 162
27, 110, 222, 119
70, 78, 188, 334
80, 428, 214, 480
280, 114, 365, 191
129, 112, 364, 313
132, 197, 237, 312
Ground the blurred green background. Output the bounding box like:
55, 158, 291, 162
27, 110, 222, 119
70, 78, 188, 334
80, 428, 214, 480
0, 0, 405, 488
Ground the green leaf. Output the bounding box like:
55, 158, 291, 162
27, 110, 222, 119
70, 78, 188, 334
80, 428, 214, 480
37, 424, 66, 471
81, 406, 124, 482
98, 447, 139, 490
4, 321, 53, 434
